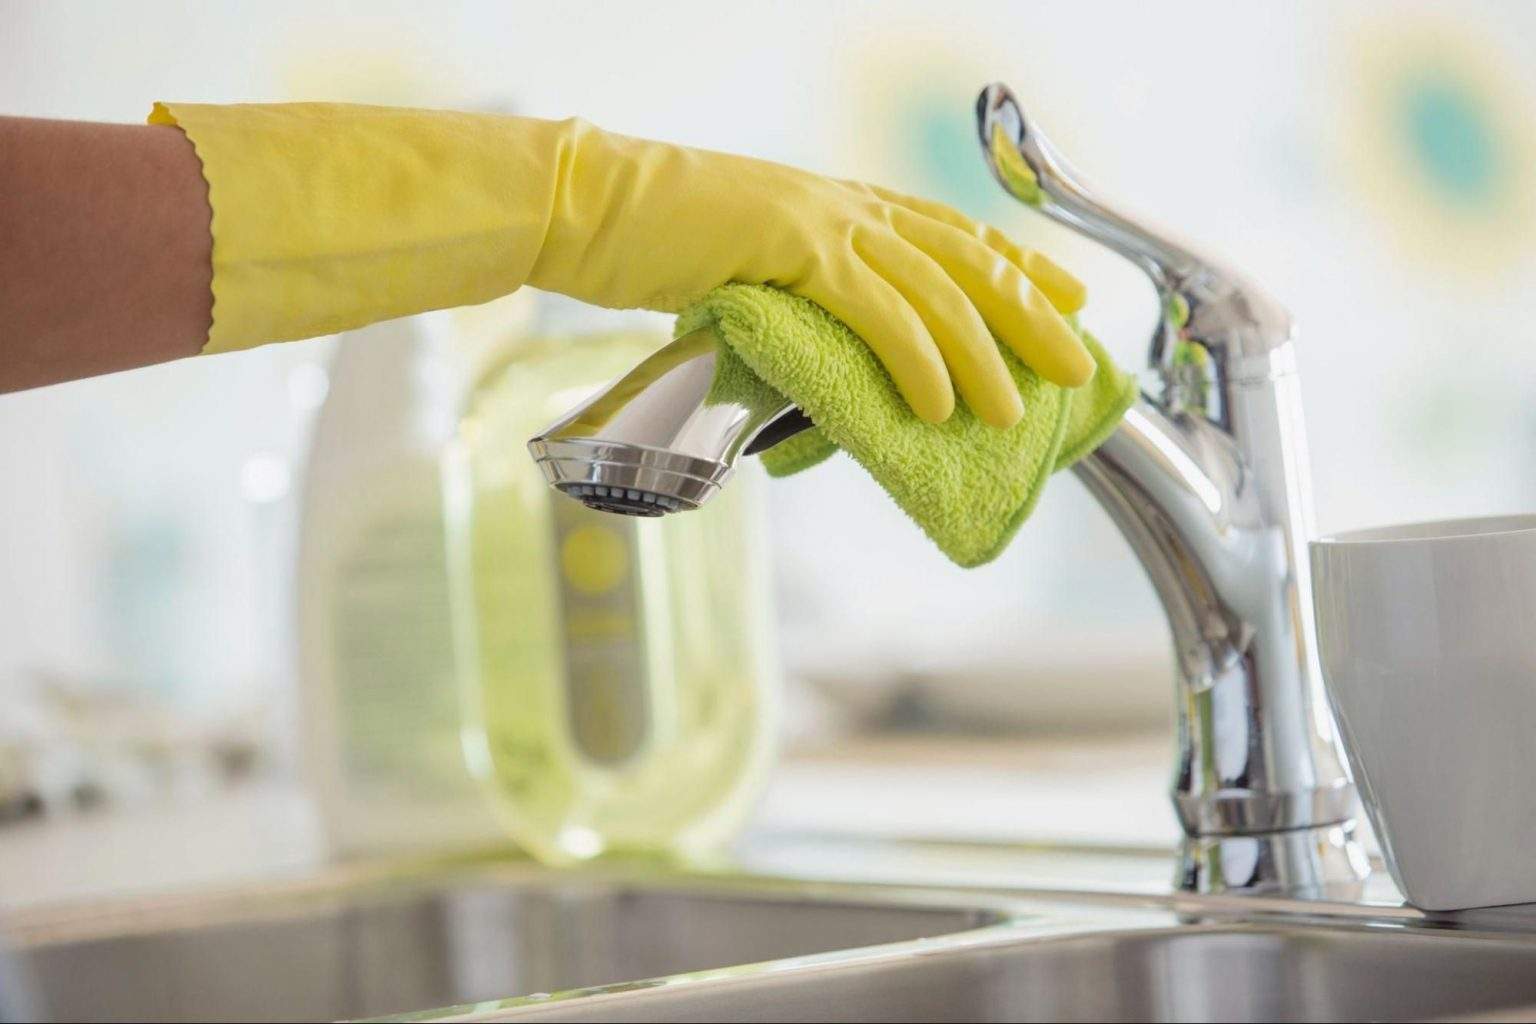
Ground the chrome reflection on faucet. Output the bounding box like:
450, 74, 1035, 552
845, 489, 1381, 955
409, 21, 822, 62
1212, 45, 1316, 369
528, 326, 808, 516
528, 83, 1367, 897
976, 82, 1363, 896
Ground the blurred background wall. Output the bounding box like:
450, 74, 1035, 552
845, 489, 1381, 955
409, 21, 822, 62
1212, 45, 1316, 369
3, 0, 1536, 886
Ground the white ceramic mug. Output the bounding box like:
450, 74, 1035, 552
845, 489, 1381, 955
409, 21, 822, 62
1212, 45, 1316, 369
1311, 514, 1536, 910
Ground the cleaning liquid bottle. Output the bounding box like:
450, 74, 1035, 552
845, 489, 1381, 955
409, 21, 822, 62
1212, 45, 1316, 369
298, 289, 555, 857
441, 298, 779, 864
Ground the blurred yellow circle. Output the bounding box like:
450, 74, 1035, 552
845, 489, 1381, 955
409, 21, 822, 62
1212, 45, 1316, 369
560, 525, 630, 595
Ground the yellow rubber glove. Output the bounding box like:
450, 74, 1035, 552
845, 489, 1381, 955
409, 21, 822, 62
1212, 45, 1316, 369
149, 102, 1092, 426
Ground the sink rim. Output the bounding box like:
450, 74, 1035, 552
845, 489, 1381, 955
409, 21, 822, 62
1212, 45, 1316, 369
372, 904, 1162, 1023
2, 855, 1018, 950
375, 909, 1536, 1023
6, 857, 1054, 1024
14, 839, 1536, 1023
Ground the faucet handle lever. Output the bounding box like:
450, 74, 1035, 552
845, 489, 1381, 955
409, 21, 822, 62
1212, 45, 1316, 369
976, 83, 1296, 404
976, 82, 1198, 293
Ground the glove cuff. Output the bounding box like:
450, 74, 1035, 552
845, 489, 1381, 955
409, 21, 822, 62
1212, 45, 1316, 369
148, 102, 569, 355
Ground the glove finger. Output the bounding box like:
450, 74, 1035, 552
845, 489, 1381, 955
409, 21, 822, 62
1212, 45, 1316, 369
1015, 249, 1088, 317
853, 230, 1022, 428
870, 185, 1087, 315
796, 261, 955, 423
890, 206, 1095, 388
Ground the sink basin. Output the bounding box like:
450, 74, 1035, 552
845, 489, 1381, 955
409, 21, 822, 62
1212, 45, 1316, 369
4, 867, 998, 1023
11, 846, 1536, 1023
496, 920, 1536, 1023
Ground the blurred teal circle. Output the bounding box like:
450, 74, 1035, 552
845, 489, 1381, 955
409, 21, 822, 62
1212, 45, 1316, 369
910, 97, 1009, 221
1401, 74, 1502, 208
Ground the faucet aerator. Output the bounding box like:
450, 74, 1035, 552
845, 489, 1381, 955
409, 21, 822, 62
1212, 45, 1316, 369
560, 482, 682, 517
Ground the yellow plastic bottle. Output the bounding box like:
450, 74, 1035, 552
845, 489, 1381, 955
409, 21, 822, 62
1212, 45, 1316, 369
442, 323, 779, 864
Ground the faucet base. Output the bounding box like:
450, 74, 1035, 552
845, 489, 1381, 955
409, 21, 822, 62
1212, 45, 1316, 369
1173, 779, 1359, 836
1176, 822, 1369, 899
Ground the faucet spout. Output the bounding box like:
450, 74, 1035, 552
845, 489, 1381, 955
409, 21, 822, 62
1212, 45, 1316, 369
527, 326, 805, 516
979, 82, 1364, 896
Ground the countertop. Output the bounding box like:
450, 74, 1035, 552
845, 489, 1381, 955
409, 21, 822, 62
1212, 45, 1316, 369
0, 731, 1186, 912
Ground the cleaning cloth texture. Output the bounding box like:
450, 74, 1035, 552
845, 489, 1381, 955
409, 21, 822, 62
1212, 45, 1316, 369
680, 285, 1138, 568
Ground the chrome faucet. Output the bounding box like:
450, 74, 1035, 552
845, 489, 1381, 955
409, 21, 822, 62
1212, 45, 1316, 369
529, 83, 1368, 897
975, 83, 1365, 896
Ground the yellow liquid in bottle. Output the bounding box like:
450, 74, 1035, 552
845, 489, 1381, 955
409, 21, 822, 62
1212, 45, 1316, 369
443, 332, 778, 864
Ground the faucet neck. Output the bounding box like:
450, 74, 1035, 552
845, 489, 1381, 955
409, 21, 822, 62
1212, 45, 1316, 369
979, 82, 1363, 898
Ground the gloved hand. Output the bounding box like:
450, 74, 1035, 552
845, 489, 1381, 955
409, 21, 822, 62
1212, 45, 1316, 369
149, 103, 1092, 427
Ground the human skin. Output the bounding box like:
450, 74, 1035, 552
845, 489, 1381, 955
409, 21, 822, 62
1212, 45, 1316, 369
0, 116, 212, 393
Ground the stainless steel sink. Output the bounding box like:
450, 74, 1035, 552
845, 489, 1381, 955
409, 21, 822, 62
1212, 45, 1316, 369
3, 864, 1000, 1023
496, 920, 1536, 1024
9, 843, 1536, 1023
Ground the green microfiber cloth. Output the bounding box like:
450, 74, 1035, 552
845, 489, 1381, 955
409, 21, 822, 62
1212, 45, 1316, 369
679, 284, 1138, 568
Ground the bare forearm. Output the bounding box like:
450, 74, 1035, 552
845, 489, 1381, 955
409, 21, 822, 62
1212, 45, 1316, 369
0, 116, 212, 392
